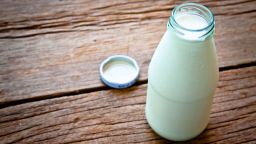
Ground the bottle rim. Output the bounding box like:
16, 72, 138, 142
168, 3, 215, 40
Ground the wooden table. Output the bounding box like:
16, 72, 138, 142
0, 0, 256, 143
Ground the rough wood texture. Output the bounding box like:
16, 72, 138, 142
0, 66, 255, 144
1, 0, 256, 103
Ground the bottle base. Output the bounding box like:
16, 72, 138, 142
145, 107, 207, 141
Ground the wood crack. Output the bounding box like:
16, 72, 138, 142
206, 134, 240, 144
219, 61, 256, 71
215, 9, 256, 17
0, 107, 72, 123
66, 131, 154, 144
0, 30, 77, 39
211, 102, 256, 115
0, 62, 255, 109
0, 85, 108, 109
0, 123, 40, 137
208, 0, 255, 8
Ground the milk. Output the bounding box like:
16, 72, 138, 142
175, 14, 209, 40
145, 3, 218, 141
176, 14, 208, 30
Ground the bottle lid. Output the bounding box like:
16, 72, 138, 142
99, 55, 140, 89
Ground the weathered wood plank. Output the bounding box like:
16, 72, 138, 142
0, 0, 256, 103
0, 66, 255, 144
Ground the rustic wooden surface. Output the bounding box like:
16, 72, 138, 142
0, 0, 256, 143
0, 67, 256, 144
1, 0, 256, 103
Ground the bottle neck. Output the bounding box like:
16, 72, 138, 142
167, 3, 215, 41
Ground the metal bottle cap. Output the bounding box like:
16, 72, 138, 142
99, 55, 140, 89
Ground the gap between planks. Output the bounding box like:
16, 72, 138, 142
0, 61, 255, 109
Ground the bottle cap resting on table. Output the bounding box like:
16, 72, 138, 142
99, 55, 140, 89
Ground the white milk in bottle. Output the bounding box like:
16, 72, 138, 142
145, 3, 218, 141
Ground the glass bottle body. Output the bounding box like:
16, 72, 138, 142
145, 3, 219, 141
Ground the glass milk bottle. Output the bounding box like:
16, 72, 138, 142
145, 3, 218, 141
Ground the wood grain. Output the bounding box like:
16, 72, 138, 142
0, 66, 255, 144
1, 0, 256, 103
